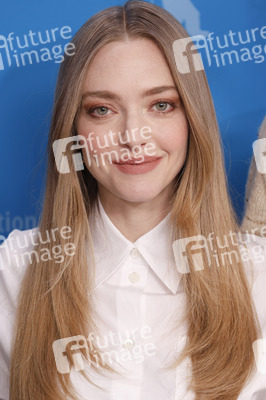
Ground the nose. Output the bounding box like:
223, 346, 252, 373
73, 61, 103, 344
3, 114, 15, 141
117, 111, 152, 150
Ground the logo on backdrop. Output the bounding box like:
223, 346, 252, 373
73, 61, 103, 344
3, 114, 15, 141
172, 27, 266, 74
0, 26, 75, 71
161, 0, 209, 36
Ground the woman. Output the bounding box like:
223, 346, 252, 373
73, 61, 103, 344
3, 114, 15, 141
0, 1, 265, 399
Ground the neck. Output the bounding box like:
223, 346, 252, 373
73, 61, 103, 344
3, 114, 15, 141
98, 189, 171, 242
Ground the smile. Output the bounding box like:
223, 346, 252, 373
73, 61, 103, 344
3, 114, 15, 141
113, 157, 162, 174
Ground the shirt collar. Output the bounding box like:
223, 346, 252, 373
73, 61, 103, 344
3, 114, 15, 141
89, 197, 181, 294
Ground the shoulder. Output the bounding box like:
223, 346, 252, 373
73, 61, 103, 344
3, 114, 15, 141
0, 228, 39, 394
237, 234, 266, 398
0, 228, 39, 317
240, 234, 266, 331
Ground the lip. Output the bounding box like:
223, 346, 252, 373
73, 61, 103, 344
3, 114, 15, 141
113, 156, 162, 174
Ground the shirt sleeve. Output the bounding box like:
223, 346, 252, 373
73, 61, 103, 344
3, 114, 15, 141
0, 330, 10, 400
0, 229, 36, 400
238, 234, 266, 399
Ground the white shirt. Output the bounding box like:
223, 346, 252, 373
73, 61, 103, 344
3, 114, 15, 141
0, 198, 266, 400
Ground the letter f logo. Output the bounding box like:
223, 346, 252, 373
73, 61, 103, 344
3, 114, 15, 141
0, 35, 11, 71
53, 335, 89, 374
172, 35, 210, 74
172, 235, 211, 274
53, 135, 91, 174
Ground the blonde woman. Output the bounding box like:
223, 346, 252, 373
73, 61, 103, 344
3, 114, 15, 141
0, 1, 265, 399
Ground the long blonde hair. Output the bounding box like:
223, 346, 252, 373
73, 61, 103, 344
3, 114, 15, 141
10, 1, 260, 399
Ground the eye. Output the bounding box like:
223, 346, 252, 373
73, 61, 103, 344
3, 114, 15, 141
154, 102, 169, 111
91, 106, 111, 116
85, 105, 115, 119
151, 101, 177, 114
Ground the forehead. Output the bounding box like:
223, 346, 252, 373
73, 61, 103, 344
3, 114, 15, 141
82, 38, 175, 90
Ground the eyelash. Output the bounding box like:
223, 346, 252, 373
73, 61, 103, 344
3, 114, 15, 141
86, 100, 178, 119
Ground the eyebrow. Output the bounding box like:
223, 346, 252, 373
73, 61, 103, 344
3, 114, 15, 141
81, 85, 178, 101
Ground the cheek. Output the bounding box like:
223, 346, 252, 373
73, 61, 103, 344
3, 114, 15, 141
76, 116, 94, 139
157, 118, 189, 153
76, 113, 102, 136
77, 117, 112, 154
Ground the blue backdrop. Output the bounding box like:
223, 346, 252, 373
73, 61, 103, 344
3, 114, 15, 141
0, 0, 265, 238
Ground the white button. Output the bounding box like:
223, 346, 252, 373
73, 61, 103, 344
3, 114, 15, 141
130, 248, 140, 259
122, 339, 134, 350
128, 272, 140, 283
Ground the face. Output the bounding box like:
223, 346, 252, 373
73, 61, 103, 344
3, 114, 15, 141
76, 38, 188, 206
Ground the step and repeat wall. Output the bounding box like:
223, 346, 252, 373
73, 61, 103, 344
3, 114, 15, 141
0, 0, 265, 238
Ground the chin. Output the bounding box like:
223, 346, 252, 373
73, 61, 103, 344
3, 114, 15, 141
115, 187, 163, 204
